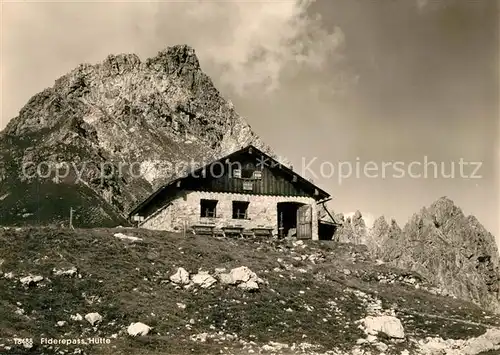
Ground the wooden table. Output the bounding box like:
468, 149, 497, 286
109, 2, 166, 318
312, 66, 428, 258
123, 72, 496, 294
191, 224, 216, 236
252, 227, 274, 238
222, 226, 244, 237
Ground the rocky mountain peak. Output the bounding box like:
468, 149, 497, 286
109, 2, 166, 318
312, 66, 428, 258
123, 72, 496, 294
325, 197, 499, 312
372, 216, 389, 231
352, 210, 365, 225
146, 45, 201, 74
0, 44, 282, 227
426, 196, 465, 227
381, 197, 500, 312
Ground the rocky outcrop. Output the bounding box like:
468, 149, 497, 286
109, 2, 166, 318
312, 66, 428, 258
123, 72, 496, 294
377, 197, 500, 313
0, 45, 284, 227
332, 210, 367, 245
332, 198, 500, 313
367, 216, 403, 256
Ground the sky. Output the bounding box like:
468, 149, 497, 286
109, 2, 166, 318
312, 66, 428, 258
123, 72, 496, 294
1, 0, 499, 242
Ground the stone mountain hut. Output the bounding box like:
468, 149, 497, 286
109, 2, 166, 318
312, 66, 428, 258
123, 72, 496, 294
129, 145, 338, 240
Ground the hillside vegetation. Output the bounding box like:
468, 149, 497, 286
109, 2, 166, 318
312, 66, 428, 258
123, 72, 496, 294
1, 227, 500, 355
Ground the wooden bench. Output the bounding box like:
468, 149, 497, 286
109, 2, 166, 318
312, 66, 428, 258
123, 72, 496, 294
242, 229, 255, 238
222, 226, 244, 238
252, 227, 274, 238
191, 224, 216, 236
213, 228, 225, 237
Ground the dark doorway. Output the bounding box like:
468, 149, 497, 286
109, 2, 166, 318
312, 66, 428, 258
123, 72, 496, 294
277, 202, 306, 238
318, 221, 337, 240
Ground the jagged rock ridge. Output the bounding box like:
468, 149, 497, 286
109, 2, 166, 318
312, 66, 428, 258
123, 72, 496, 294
0, 45, 281, 227
331, 197, 500, 313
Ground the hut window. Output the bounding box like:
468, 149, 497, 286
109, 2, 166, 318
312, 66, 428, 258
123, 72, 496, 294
200, 199, 218, 218
242, 167, 254, 179
241, 162, 255, 179
232, 201, 249, 219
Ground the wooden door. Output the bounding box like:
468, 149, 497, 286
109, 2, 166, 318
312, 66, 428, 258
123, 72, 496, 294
296, 204, 312, 239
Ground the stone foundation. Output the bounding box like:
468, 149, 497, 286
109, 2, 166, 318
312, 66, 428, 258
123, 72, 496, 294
140, 191, 318, 240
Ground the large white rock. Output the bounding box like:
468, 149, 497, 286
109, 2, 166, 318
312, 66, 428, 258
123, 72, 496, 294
70, 313, 83, 321
363, 316, 405, 339
127, 322, 151, 336
191, 271, 217, 289
114, 233, 142, 242
170, 267, 190, 285
230, 266, 260, 283
238, 280, 259, 291
53, 266, 78, 277
84, 312, 103, 326
228, 266, 263, 291
20, 275, 43, 286
218, 273, 236, 285
463, 328, 500, 355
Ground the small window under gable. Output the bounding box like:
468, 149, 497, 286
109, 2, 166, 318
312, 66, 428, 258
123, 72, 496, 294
200, 199, 218, 218
241, 162, 255, 179
242, 168, 254, 179
232, 201, 249, 219
233, 169, 241, 178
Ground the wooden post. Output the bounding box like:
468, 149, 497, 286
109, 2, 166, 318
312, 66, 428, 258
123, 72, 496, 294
278, 212, 284, 239
69, 207, 74, 230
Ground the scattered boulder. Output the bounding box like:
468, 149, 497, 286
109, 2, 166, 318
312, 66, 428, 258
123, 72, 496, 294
214, 267, 227, 274
70, 313, 83, 321
342, 269, 352, 276
230, 266, 263, 292
218, 272, 236, 285
238, 280, 259, 291
190, 333, 209, 343
170, 267, 190, 285
114, 233, 142, 242
127, 322, 151, 336
53, 266, 78, 277
363, 315, 405, 339
230, 266, 261, 283
19, 275, 43, 287
262, 341, 289, 352
417, 328, 500, 355
84, 312, 103, 326
463, 328, 500, 354
191, 271, 217, 288
292, 240, 305, 248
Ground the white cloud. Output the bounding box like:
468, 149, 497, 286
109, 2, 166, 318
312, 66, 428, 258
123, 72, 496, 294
153, 0, 345, 95
1, 0, 345, 128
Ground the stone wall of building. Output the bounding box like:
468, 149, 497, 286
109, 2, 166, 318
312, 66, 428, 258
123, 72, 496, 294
141, 191, 319, 240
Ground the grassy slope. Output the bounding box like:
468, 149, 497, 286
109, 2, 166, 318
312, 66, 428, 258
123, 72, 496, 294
0, 227, 499, 355
0, 130, 129, 228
